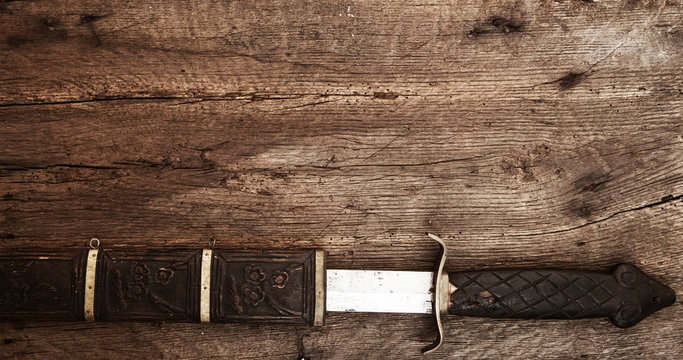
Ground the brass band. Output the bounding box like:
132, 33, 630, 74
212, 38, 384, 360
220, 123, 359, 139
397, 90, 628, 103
314, 249, 325, 326
438, 273, 449, 315
200, 249, 212, 323
84, 249, 98, 321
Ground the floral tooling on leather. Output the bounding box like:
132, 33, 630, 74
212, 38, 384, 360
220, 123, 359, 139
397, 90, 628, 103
241, 264, 295, 307
111, 260, 186, 315
0, 262, 56, 310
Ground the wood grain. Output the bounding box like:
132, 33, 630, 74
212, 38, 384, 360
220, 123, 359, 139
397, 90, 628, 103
0, 0, 681, 358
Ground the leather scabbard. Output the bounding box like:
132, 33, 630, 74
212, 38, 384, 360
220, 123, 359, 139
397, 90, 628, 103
0, 249, 326, 325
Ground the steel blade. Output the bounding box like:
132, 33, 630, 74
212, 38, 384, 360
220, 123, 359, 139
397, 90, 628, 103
326, 269, 434, 314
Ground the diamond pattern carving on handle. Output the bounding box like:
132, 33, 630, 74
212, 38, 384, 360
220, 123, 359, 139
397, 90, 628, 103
450, 270, 621, 320
448, 264, 675, 328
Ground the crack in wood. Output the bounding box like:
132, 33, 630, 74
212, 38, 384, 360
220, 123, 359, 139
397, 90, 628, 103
0, 164, 125, 171
0, 93, 420, 108
512, 194, 682, 237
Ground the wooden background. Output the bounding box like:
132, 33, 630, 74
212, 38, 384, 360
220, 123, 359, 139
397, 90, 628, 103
1, 0, 681, 358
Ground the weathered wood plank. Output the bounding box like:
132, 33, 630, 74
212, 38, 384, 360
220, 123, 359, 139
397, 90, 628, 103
1, 100, 680, 264
0, 0, 681, 358
0, 0, 681, 104
1, 98, 680, 357
2, 311, 682, 359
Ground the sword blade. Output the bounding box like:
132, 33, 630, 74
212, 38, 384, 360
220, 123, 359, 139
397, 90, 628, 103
326, 269, 434, 314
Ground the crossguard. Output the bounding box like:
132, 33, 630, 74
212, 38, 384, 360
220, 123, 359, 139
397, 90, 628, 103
422, 233, 449, 355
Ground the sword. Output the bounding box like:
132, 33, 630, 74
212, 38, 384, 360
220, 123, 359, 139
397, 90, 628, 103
0, 234, 675, 355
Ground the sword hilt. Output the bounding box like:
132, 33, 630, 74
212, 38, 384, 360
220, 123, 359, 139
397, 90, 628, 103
448, 264, 675, 327
423, 234, 676, 355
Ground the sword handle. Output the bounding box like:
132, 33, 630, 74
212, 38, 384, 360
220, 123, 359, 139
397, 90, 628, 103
447, 264, 675, 327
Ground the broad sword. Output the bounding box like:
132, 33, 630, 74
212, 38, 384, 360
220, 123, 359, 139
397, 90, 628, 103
0, 234, 675, 355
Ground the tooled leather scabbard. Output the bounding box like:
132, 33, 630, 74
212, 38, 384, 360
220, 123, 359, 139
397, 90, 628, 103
0, 248, 326, 325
